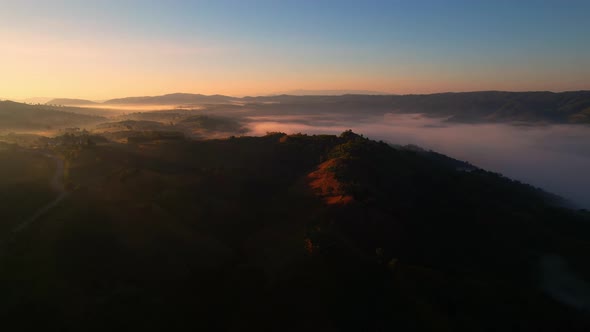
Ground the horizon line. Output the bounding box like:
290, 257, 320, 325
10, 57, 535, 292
5, 89, 590, 104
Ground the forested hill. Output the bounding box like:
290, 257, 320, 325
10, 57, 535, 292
0, 100, 105, 130
386, 90, 590, 123
46, 98, 99, 106
104, 93, 235, 105
0, 130, 589, 331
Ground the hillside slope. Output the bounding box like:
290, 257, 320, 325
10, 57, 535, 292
46, 98, 98, 106
104, 93, 235, 105
0, 101, 105, 130
242, 91, 590, 123
39, 90, 590, 124
0, 131, 588, 331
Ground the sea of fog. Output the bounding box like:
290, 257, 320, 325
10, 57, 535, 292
246, 113, 590, 209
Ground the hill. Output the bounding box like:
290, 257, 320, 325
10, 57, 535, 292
241, 90, 590, 124
175, 115, 246, 134
272, 89, 392, 95
387, 90, 590, 124
0, 131, 588, 331
46, 98, 99, 106
0, 100, 106, 131
94, 115, 247, 141
104, 93, 236, 105
44, 90, 590, 124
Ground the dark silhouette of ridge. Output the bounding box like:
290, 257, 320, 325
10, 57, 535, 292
0, 100, 105, 130
46, 98, 99, 106
104, 93, 236, 105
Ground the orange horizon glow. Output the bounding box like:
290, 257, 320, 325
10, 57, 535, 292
2, 2, 589, 101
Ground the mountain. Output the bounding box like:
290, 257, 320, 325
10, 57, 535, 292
46, 98, 99, 106
48, 90, 590, 124
387, 90, 590, 123
104, 93, 236, 105
0, 130, 588, 331
8, 90, 589, 126
0, 100, 105, 130
92, 115, 246, 142
241, 90, 590, 124
272, 89, 392, 96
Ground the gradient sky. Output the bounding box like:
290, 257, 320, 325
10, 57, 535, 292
1, 0, 589, 99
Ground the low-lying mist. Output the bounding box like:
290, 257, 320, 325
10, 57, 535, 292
247, 113, 590, 209
2, 97, 588, 209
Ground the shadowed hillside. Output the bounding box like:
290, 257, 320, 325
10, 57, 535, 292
46, 98, 99, 106
93, 115, 247, 142
241, 91, 590, 124
39, 90, 590, 125
0, 101, 105, 131
104, 93, 236, 105
0, 131, 588, 331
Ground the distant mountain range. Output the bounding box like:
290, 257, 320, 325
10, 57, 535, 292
15, 90, 590, 124
103, 93, 236, 105
46, 98, 99, 106
269, 89, 392, 96
390, 91, 590, 123
240, 91, 590, 124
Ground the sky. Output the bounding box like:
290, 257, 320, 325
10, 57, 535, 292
1, 0, 589, 100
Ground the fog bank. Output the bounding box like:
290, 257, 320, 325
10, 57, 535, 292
248, 113, 590, 209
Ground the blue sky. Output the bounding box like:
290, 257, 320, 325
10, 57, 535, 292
1, 0, 589, 98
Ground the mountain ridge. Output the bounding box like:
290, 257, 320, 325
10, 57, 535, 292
104, 93, 236, 105
46, 98, 99, 106
7, 90, 590, 125
0, 100, 105, 130
105, 90, 590, 123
